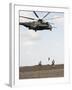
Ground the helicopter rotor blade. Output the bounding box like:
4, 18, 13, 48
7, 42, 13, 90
49, 23, 54, 25
42, 12, 50, 19
33, 11, 39, 18
47, 16, 63, 20
20, 16, 36, 20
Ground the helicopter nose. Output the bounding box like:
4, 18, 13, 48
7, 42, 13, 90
19, 22, 29, 27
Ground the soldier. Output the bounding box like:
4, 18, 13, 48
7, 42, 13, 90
48, 57, 50, 65
52, 59, 55, 66
48, 57, 50, 61
38, 61, 42, 66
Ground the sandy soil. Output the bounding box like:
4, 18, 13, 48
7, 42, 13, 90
19, 64, 64, 79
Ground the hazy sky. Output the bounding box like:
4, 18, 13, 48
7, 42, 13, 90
19, 11, 64, 66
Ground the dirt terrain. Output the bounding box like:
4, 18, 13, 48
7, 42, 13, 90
19, 64, 64, 79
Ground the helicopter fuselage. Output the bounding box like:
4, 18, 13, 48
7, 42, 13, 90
19, 19, 52, 32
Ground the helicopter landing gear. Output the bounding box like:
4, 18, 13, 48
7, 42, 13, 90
29, 26, 32, 29
35, 30, 37, 32
50, 29, 52, 31
50, 28, 52, 31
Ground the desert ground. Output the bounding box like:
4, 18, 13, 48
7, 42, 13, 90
19, 64, 64, 79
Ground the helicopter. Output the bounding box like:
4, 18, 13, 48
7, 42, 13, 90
19, 11, 61, 32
